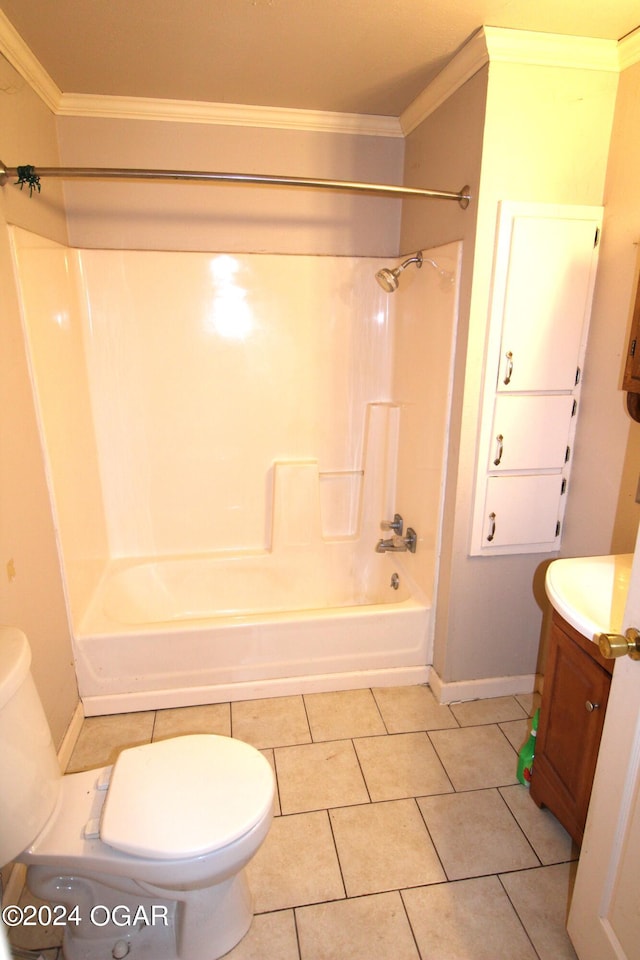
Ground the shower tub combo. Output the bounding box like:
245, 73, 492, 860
76, 550, 430, 715
12, 229, 458, 715
75, 445, 433, 715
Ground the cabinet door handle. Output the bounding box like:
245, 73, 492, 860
493, 434, 504, 466
585, 700, 601, 712
487, 512, 496, 542
503, 351, 513, 385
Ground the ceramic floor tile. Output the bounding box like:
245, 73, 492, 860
303, 688, 386, 741
354, 732, 453, 801
499, 717, 530, 752
247, 811, 345, 912
516, 691, 543, 716
225, 910, 300, 960
296, 891, 421, 960
152, 702, 231, 739
231, 695, 311, 749
449, 696, 528, 726
9, 888, 65, 952
261, 748, 281, 816
275, 740, 369, 814
372, 684, 458, 732
65, 711, 155, 772
329, 799, 445, 896
402, 875, 538, 960
500, 784, 579, 865
429, 724, 519, 790
59, 686, 578, 959
417, 789, 540, 880
500, 862, 579, 960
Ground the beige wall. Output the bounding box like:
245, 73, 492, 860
56, 116, 404, 256
447, 60, 618, 684
400, 69, 487, 682
403, 59, 621, 685
564, 59, 640, 558
0, 54, 78, 747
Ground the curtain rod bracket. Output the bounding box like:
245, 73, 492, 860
0, 159, 471, 208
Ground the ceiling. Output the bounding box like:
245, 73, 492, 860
1, 0, 639, 117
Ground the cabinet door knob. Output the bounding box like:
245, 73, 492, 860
585, 700, 600, 712
486, 512, 496, 542
493, 434, 504, 466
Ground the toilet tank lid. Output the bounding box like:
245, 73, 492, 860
100, 734, 275, 860
0, 627, 31, 709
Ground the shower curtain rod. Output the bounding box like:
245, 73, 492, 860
0, 159, 471, 208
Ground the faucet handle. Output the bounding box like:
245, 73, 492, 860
381, 514, 403, 535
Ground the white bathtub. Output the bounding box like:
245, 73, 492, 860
75, 550, 431, 715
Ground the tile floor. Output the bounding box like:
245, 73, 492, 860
11, 685, 581, 960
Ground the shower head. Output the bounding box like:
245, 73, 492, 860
375, 252, 423, 293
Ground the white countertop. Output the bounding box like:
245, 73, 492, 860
545, 553, 633, 641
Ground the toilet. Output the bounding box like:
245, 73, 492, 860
0, 627, 275, 960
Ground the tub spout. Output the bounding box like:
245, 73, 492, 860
375, 528, 417, 554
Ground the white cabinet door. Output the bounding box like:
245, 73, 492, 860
470, 202, 602, 556
482, 475, 564, 549
489, 395, 575, 472
496, 216, 600, 393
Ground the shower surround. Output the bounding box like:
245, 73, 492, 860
11, 227, 460, 714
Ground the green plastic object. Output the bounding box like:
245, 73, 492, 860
517, 708, 540, 787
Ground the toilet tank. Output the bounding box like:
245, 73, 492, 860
0, 627, 62, 866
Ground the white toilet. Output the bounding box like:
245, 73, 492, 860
0, 627, 275, 960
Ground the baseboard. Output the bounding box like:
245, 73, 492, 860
57, 700, 85, 772
429, 667, 540, 704
2, 862, 26, 909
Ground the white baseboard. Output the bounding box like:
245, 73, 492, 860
429, 667, 541, 704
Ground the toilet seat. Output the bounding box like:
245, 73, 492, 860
100, 734, 274, 860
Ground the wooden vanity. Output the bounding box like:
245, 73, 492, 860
530, 610, 613, 844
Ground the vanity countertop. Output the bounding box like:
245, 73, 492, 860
545, 553, 633, 641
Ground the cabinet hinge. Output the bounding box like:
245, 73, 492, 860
631, 338, 637, 359
565, 445, 571, 463
556, 520, 561, 537
594, 226, 600, 247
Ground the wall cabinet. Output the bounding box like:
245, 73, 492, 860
530, 611, 612, 844
471, 202, 602, 555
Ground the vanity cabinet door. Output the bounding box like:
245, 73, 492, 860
488, 395, 575, 472
530, 613, 612, 844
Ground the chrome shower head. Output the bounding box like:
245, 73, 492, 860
375, 252, 423, 292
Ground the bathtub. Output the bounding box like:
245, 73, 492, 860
74, 549, 431, 715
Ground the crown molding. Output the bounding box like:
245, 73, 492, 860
400, 28, 488, 136
483, 25, 619, 72
2, 15, 635, 139
400, 25, 620, 136
55, 93, 403, 137
618, 25, 640, 71
0, 8, 61, 112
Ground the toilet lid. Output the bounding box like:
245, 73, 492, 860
100, 734, 274, 860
